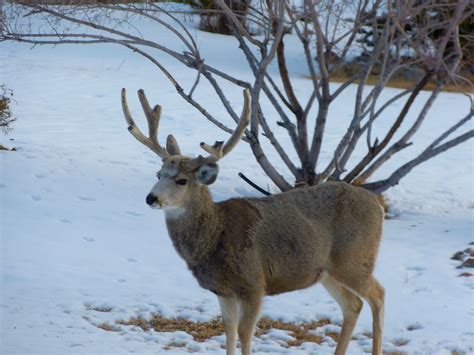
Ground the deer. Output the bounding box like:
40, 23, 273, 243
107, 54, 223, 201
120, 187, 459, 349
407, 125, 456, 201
121, 88, 385, 355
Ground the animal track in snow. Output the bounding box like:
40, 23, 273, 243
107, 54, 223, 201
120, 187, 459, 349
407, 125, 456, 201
108, 160, 128, 166
403, 266, 428, 294
59, 218, 72, 224
125, 211, 143, 217
392, 337, 410, 346
78, 196, 96, 201
69, 343, 84, 348
413, 286, 432, 293
82, 237, 95, 242
127, 257, 138, 263
407, 322, 423, 331
405, 266, 425, 277
31, 194, 42, 201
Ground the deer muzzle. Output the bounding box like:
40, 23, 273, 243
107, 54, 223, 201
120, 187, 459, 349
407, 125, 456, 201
146, 193, 159, 207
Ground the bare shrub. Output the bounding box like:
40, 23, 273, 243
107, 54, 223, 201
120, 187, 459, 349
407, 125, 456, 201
0, 85, 15, 135
1, 1, 472, 193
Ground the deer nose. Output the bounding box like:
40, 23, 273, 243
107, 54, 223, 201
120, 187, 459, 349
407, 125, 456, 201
146, 193, 158, 206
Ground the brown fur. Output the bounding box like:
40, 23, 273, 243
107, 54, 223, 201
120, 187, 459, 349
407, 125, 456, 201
148, 157, 385, 355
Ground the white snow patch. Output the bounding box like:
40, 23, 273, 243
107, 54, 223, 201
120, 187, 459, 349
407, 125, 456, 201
1, 4, 473, 354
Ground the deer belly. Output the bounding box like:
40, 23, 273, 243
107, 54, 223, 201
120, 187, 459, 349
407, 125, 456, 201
264, 267, 325, 296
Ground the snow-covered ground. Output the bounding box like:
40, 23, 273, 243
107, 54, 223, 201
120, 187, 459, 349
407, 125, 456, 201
1, 7, 473, 355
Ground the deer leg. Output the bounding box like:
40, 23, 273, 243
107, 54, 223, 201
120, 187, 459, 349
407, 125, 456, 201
218, 295, 239, 355
322, 274, 363, 355
364, 277, 385, 355
238, 295, 262, 355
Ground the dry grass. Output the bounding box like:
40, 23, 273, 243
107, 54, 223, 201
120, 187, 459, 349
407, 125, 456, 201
163, 341, 188, 349
100, 313, 420, 352
256, 317, 338, 346
324, 70, 473, 94
116, 314, 338, 346
85, 304, 113, 313
96, 322, 121, 332
117, 314, 225, 342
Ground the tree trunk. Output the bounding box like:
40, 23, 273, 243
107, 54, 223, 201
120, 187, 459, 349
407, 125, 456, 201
199, 0, 248, 35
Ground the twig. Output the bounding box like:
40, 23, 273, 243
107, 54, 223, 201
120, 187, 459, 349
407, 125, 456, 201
238, 172, 271, 196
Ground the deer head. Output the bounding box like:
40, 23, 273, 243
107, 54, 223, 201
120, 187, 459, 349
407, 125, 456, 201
121, 88, 250, 211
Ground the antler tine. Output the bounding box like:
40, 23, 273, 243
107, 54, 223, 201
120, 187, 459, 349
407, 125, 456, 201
137, 89, 161, 146
200, 89, 251, 162
121, 88, 168, 158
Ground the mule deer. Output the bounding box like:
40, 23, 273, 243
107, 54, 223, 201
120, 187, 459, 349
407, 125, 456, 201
121, 88, 385, 355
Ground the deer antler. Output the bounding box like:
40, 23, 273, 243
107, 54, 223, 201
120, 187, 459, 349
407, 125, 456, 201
122, 88, 251, 166
121, 88, 168, 158
199, 89, 251, 163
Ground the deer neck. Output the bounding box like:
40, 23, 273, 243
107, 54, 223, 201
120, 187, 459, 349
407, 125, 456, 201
164, 185, 221, 266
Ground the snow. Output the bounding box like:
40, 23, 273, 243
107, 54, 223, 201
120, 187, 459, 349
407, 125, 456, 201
1, 4, 473, 354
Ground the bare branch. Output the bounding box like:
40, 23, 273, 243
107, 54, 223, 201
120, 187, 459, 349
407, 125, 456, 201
343, 72, 434, 183
258, 108, 301, 179
364, 112, 473, 194
356, 84, 444, 183
285, 4, 321, 101
238, 172, 271, 196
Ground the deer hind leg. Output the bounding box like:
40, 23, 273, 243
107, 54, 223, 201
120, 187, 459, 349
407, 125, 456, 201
364, 277, 385, 355
329, 272, 385, 355
322, 274, 363, 355
218, 296, 238, 355
237, 295, 262, 355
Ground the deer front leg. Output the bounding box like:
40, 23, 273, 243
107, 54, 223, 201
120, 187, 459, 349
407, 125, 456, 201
218, 296, 239, 355
238, 295, 262, 355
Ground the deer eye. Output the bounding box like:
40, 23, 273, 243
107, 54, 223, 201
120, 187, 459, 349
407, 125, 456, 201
175, 179, 188, 185
156, 172, 161, 180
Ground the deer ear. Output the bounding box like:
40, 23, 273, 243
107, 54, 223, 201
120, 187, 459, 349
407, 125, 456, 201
195, 163, 219, 185
166, 134, 181, 155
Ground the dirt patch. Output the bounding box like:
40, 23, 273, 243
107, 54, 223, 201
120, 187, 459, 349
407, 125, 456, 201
0, 144, 16, 151
451, 245, 474, 275
116, 314, 338, 346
